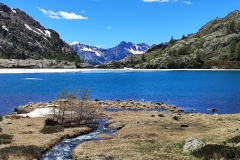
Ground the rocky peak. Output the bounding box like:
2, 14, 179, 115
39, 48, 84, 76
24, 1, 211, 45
0, 3, 12, 14
70, 41, 149, 65
14, 9, 42, 28
226, 10, 240, 19
0, 2, 78, 62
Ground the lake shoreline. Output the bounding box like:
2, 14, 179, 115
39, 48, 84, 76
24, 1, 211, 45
1, 100, 240, 159
0, 68, 240, 74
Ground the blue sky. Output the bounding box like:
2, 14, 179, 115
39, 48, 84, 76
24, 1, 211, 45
1, 0, 239, 48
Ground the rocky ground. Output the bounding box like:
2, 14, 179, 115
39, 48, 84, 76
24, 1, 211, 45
0, 59, 94, 69
1, 100, 240, 159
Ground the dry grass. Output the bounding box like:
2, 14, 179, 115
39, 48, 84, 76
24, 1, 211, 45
0, 114, 91, 155
1, 107, 240, 160
72, 111, 240, 160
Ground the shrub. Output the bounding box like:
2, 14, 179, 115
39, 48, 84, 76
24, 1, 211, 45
0, 134, 13, 144
44, 118, 59, 126
14, 107, 29, 114
229, 135, 240, 143
0, 145, 44, 160
40, 125, 64, 134
192, 144, 240, 160
0, 116, 3, 121
172, 116, 179, 121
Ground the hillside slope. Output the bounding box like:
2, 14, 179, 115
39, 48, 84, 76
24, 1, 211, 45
0, 2, 79, 67
102, 10, 240, 69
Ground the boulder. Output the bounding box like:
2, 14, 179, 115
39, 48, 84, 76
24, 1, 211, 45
207, 108, 217, 112
160, 110, 173, 117
182, 138, 206, 154
108, 122, 125, 131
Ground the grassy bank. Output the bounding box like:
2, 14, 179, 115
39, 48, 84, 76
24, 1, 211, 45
1, 101, 240, 159
72, 110, 240, 160
0, 114, 91, 159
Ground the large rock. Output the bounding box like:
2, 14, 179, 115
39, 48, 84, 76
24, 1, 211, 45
106, 121, 125, 131
160, 110, 173, 117
182, 138, 206, 154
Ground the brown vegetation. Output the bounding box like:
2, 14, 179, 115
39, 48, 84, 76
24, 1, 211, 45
72, 111, 240, 160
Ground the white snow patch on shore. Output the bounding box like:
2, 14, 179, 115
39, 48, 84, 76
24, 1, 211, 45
20, 108, 54, 118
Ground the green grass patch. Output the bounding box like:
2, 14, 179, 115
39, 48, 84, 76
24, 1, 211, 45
135, 140, 162, 154
0, 145, 44, 160
40, 125, 64, 134
172, 116, 179, 121
0, 134, 13, 144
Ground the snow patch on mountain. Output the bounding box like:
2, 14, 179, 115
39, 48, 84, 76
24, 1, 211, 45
11, 9, 16, 14
2, 25, 8, 31
69, 41, 80, 46
70, 41, 149, 65
82, 47, 101, 57
24, 24, 51, 38
128, 48, 145, 54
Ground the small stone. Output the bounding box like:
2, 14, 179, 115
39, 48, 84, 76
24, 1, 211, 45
165, 126, 172, 130
180, 124, 189, 127
158, 114, 164, 117
236, 142, 240, 147
207, 108, 217, 112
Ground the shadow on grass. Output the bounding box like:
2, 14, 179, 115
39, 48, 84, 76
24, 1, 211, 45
192, 144, 240, 160
0, 145, 44, 160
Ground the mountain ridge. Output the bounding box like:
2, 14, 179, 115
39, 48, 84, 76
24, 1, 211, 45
100, 10, 240, 69
69, 41, 149, 65
0, 2, 79, 66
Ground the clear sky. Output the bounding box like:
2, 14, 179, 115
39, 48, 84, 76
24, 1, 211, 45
1, 0, 239, 48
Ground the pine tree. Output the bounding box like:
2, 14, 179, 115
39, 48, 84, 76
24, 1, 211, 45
235, 42, 240, 60
141, 54, 146, 62
169, 36, 175, 45
227, 21, 236, 34
229, 40, 236, 53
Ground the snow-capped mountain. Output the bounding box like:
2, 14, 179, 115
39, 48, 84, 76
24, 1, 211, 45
69, 41, 149, 65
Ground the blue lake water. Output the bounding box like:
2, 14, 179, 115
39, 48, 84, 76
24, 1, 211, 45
0, 69, 240, 115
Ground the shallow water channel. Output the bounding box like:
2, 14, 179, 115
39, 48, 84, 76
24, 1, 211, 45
41, 119, 115, 160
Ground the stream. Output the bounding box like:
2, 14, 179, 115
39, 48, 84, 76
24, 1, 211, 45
41, 119, 115, 160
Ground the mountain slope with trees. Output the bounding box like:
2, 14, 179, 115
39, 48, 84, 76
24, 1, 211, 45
102, 10, 240, 69
0, 2, 80, 68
